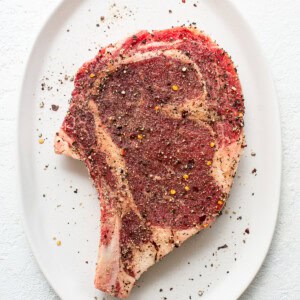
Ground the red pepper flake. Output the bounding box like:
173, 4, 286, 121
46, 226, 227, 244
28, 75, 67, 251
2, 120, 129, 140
172, 84, 179, 91
170, 189, 176, 195
184, 186, 190, 192
121, 149, 126, 156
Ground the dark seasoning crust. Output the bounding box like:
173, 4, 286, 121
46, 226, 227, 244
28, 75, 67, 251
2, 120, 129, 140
39, 2, 256, 299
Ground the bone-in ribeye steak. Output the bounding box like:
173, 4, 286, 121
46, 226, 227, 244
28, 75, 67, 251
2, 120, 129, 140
54, 27, 245, 298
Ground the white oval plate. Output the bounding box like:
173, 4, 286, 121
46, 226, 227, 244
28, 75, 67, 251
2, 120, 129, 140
18, 0, 281, 299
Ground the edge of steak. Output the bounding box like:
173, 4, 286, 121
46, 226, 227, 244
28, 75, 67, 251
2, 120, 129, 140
54, 27, 245, 298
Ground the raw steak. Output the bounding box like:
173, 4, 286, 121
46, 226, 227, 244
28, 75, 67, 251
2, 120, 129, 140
54, 27, 245, 298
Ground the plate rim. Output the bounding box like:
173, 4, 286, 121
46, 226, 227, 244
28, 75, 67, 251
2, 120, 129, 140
17, 0, 282, 299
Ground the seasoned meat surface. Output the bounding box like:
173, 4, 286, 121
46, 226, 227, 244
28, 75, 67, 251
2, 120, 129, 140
54, 27, 245, 298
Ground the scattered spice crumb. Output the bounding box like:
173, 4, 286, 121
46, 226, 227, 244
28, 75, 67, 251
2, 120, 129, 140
51, 104, 59, 111
159, 288, 163, 292
245, 228, 250, 234
251, 151, 256, 157
217, 244, 228, 250
169, 9, 172, 13
252, 168, 257, 175
56, 240, 61, 246
198, 290, 204, 297
38, 138, 44, 144
74, 189, 78, 194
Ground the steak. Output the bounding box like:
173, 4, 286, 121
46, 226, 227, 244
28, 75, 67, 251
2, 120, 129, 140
54, 27, 245, 298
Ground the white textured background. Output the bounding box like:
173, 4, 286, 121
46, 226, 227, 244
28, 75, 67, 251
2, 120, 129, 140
0, 0, 299, 299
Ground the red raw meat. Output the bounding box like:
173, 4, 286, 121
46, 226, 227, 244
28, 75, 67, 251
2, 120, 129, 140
54, 27, 245, 298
